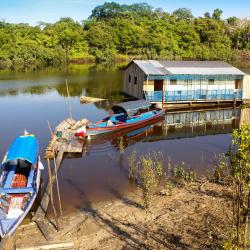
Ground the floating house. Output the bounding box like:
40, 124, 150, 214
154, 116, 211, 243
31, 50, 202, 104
123, 60, 248, 105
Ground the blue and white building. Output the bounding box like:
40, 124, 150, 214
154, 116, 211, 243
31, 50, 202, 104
123, 60, 247, 104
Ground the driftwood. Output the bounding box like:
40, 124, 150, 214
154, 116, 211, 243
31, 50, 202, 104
15, 241, 74, 250
80, 95, 106, 104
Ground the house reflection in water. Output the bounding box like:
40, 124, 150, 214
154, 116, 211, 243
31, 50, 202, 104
125, 108, 241, 143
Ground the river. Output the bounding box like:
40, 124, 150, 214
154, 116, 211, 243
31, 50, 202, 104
0, 63, 249, 214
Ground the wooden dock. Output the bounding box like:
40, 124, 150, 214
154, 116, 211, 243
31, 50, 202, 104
45, 118, 88, 159
32, 118, 88, 239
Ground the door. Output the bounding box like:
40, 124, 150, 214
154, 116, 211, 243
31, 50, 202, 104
154, 80, 163, 91
154, 80, 164, 102
235, 80, 239, 89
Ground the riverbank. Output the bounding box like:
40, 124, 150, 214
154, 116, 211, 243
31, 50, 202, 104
69, 50, 250, 65
13, 181, 231, 249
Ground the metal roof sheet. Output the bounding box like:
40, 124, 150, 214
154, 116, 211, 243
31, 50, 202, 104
167, 67, 245, 75
133, 60, 245, 76
112, 100, 152, 116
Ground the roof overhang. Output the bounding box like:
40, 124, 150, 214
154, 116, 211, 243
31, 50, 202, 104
112, 100, 152, 116
126, 60, 246, 77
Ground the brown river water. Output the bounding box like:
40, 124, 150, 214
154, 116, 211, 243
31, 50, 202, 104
0, 63, 249, 214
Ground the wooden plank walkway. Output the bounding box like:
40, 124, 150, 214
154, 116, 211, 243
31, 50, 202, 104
32, 118, 88, 240
33, 146, 65, 223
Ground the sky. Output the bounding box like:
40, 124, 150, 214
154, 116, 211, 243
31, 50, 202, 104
0, 0, 249, 25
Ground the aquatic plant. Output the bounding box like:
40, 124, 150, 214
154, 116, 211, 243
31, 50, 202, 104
128, 150, 139, 182
159, 180, 173, 196
140, 155, 156, 209
128, 151, 164, 209
220, 125, 250, 248
117, 136, 125, 154
173, 162, 196, 184
214, 153, 230, 184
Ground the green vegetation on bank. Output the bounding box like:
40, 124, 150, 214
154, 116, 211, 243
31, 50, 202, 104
0, 2, 250, 70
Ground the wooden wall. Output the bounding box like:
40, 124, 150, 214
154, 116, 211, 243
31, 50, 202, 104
144, 79, 236, 92
123, 63, 145, 99
243, 75, 250, 100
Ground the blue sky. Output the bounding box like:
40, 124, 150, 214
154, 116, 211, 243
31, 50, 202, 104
0, 0, 249, 25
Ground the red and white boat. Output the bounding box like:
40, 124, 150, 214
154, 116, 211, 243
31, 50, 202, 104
75, 100, 165, 137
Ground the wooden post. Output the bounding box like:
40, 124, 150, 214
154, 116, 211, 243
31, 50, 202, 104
47, 158, 60, 231
47, 121, 63, 217
162, 80, 165, 108
65, 79, 73, 120
52, 156, 63, 217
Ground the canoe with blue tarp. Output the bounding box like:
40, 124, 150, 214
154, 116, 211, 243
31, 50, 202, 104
75, 100, 165, 137
3, 135, 38, 165
0, 134, 43, 238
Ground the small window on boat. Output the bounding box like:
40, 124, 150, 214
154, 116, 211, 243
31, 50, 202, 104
134, 76, 137, 85
170, 79, 177, 85
208, 79, 214, 85
128, 75, 131, 83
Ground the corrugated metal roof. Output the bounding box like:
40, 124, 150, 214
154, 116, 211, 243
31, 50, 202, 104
112, 100, 152, 116
133, 60, 245, 76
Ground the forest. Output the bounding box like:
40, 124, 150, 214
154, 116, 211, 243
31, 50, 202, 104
0, 2, 250, 70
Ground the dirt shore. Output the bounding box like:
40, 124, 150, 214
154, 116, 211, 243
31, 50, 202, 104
12, 181, 233, 250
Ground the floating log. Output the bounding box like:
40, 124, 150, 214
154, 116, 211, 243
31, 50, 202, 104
80, 95, 106, 104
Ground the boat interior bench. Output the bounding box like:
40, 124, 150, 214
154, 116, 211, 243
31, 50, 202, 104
3, 166, 16, 189
3, 166, 34, 189
27, 170, 35, 188
0, 187, 34, 194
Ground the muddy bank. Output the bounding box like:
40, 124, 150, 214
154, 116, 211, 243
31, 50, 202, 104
13, 182, 232, 250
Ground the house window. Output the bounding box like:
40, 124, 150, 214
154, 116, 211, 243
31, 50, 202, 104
170, 79, 177, 85
128, 75, 131, 83
184, 79, 192, 84
208, 79, 214, 85
134, 76, 137, 85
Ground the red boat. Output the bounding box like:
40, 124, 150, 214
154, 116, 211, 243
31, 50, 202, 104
75, 100, 165, 137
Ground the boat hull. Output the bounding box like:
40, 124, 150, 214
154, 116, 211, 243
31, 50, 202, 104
0, 169, 41, 238
87, 109, 165, 136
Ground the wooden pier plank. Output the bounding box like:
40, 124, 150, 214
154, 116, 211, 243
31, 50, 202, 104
31, 118, 88, 242
33, 147, 65, 222
35, 220, 54, 242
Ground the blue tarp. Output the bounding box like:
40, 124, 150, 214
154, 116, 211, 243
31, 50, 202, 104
4, 135, 38, 165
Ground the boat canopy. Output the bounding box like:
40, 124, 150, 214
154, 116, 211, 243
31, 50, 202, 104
3, 135, 38, 165
112, 100, 152, 117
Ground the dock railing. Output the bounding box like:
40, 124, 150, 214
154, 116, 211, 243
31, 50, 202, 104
144, 89, 243, 102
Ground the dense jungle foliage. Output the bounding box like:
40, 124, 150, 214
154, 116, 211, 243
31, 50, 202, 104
0, 2, 250, 70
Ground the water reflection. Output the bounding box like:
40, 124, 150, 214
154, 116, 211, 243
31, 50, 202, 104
55, 107, 244, 213
89, 108, 241, 151
0, 64, 124, 99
